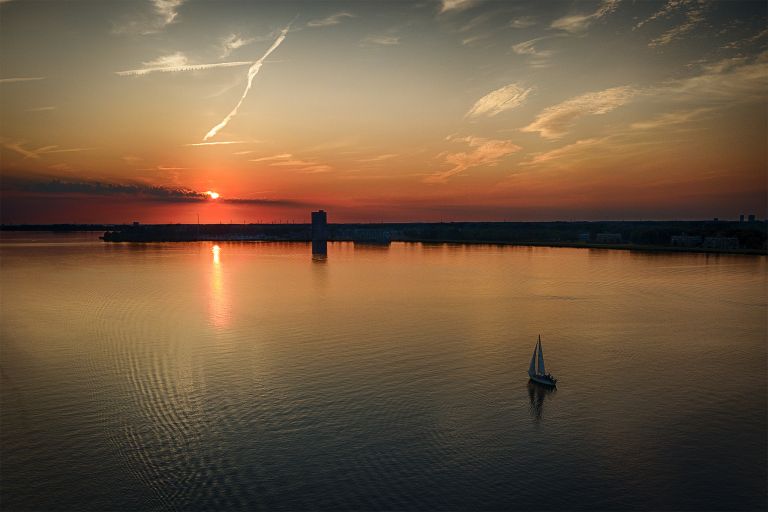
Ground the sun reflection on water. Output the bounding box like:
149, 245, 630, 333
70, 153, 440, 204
208, 244, 229, 328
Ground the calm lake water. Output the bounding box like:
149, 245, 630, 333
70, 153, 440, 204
1, 232, 765, 511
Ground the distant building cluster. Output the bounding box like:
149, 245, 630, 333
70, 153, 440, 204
670, 233, 739, 250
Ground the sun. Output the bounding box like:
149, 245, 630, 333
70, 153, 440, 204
204, 191, 220, 200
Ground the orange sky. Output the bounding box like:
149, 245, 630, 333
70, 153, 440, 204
1, 0, 766, 223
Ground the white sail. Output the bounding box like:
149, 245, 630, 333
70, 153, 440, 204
529, 345, 537, 376
537, 337, 546, 375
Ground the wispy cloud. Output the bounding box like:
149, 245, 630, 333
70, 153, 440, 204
185, 141, 248, 147
306, 12, 355, 27
634, 0, 683, 30
1, 140, 95, 159
269, 161, 331, 174
510, 16, 537, 29
512, 38, 546, 55
439, 0, 481, 14
1, 140, 39, 159
550, 0, 619, 34
522, 137, 607, 166
249, 153, 293, 162
203, 22, 291, 141
357, 153, 398, 162
305, 136, 359, 152
362, 35, 400, 46
511, 36, 558, 67
26, 106, 56, 112
269, 158, 331, 173
466, 83, 533, 118
116, 52, 252, 76
633, 0, 707, 47
658, 55, 768, 102
113, 0, 185, 35
519, 133, 668, 168
630, 108, 712, 130
521, 54, 766, 146
723, 28, 768, 50
649, 4, 706, 47
249, 153, 331, 173
522, 86, 636, 139
153, 0, 183, 27
0, 77, 45, 84
461, 34, 490, 46
36, 146, 96, 155
135, 165, 192, 171
520, 56, 768, 165
219, 34, 254, 58
426, 136, 521, 182
455, 12, 506, 46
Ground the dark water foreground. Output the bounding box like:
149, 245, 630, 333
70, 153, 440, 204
1, 233, 765, 510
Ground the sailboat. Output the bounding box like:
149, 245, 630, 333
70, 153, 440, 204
528, 335, 557, 387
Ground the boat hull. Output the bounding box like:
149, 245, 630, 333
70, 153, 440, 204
529, 374, 557, 387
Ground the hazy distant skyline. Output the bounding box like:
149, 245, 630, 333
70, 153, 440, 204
1, 0, 766, 223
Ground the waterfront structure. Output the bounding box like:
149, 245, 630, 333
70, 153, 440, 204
671, 234, 703, 247
703, 237, 739, 250
311, 210, 327, 254
340, 227, 392, 244
596, 233, 623, 244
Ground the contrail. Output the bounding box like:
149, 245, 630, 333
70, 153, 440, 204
116, 61, 252, 77
0, 77, 45, 83
203, 23, 291, 141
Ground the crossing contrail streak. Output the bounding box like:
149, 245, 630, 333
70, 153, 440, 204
203, 23, 291, 141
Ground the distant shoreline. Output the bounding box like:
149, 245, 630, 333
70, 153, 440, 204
401, 239, 766, 256
2, 223, 765, 256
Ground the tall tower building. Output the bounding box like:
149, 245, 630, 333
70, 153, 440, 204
311, 210, 327, 254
